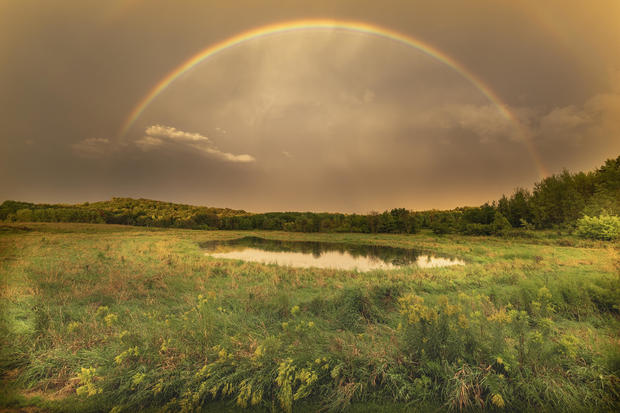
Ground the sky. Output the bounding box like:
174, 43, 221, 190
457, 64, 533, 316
1, 0, 619, 212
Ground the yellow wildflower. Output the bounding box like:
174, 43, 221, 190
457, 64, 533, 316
491, 393, 505, 408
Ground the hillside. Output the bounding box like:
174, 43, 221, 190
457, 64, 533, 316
1, 156, 619, 234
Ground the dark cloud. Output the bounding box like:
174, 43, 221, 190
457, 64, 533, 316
1, 0, 618, 212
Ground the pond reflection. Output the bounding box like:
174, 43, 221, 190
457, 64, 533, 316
201, 237, 464, 272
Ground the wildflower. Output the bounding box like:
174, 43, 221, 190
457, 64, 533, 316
76, 367, 101, 397
398, 294, 437, 324
153, 379, 164, 394
530, 331, 544, 345
104, 313, 118, 326
538, 286, 552, 301
491, 393, 505, 408
457, 314, 469, 329
558, 334, 580, 359
276, 359, 295, 413
294, 368, 318, 400
132, 372, 146, 387
254, 345, 264, 358
210, 385, 219, 398
251, 389, 263, 405
330, 364, 342, 379
115, 346, 139, 365
291, 305, 300, 316
95, 306, 109, 317
236, 380, 252, 408
67, 321, 80, 332
487, 308, 511, 323
195, 365, 209, 378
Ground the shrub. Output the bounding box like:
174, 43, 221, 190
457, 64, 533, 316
431, 222, 453, 235
334, 288, 378, 330
460, 223, 492, 236
575, 214, 620, 240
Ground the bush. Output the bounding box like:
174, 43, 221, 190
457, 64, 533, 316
575, 214, 620, 240
460, 223, 492, 236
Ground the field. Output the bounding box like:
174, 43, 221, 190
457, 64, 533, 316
1, 223, 618, 412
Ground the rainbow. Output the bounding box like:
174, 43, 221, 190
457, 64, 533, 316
119, 19, 548, 177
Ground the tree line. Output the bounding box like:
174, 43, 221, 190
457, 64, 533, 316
2, 156, 618, 235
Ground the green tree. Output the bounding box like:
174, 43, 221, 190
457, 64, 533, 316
491, 211, 512, 236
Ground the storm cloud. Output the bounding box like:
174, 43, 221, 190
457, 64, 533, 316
1, 0, 618, 212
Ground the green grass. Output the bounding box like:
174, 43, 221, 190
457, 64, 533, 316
1, 223, 618, 412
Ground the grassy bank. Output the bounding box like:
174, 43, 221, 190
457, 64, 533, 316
1, 223, 618, 412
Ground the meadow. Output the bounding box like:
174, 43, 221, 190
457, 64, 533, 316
1, 223, 618, 412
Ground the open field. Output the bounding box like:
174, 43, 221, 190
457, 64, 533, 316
1, 223, 619, 412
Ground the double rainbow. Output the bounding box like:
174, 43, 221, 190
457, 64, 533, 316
119, 19, 547, 177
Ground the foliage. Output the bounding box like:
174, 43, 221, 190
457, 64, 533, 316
576, 214, 620, 240
2, 156, 619, 237
1, 225, 618, 412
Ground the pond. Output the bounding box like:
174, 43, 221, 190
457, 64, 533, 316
201, 237, 464, 272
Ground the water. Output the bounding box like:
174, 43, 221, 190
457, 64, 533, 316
201, 237, 464, 272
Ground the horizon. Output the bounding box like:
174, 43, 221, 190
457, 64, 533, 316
3, 156, 615, 215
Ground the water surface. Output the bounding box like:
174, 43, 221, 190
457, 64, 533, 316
201, 237, 464, 272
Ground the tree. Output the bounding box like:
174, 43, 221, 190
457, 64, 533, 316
507, 188, 532, 227
491, 211, 512, 236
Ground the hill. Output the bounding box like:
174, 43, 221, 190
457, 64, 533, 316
1, 156, 619, 234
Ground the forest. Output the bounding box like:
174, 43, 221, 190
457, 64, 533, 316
2, 156, 619, 237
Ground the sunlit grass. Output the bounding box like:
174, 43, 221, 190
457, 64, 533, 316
1, 223, 618, 412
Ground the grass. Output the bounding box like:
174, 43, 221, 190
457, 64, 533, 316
0, 223, 618, 412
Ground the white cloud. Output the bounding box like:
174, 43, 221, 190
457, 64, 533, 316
72, 125, 255, 163
145, 124, 209, 143
135, 135, 163, 149
141, 124, 255, 163
200, 148, 255, 163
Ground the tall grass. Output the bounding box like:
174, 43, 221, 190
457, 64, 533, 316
0, 223, 618, 412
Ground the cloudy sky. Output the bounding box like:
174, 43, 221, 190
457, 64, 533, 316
1, 0, 619, 212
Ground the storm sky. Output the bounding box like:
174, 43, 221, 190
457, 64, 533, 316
1, 0, 619, 212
